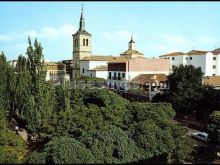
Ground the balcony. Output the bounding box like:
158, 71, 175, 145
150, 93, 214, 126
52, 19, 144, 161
108, 76, 126, 80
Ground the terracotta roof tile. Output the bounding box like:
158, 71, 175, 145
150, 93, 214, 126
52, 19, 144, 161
187, 50, 208, 55
203, 76, 220, 86
212, 48, 220, 55
159, 52, 185, 57
80, 55, 126, 61
120, 49, 144, 56
130, 74, 168, 85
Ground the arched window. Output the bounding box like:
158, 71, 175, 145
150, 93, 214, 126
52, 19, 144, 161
83, 68, 85, 73
86, 39, 88, 46
83, 39, 85, 46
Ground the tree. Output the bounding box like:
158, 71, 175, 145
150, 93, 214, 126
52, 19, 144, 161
79, 125, 141, 164
195, 85, 220, 121
0, 106, 27, 164
15, 38, 56, 142
153, 65, 204, 115
207, 111, 220, 145
38, 136, 94, 164
25, 151, 46, 164
127, 102, 193, 163
0, 51, 12, 109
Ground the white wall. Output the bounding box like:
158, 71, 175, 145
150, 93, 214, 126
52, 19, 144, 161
80, 60, 108, 77
217, 54, 220, 75
161, 52, 220, 76
205, 53, 213, 76
107, 70, 170, 89
96, 71, 108, 79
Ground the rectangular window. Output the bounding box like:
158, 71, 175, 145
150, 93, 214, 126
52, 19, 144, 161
109, 72, 111, 79
190, 57, 192, 60
185, 57, 188, 60
114, 72, 116, 78
213, 65, 216, 69
213, 74, 216, 76
213, 57, 217, 60
118, 72, 121, 79
122, 73, 125, 78
172, 57, 175, 60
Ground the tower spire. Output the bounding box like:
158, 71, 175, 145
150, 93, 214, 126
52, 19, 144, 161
79, 4, 85, 31
128, 33, 135, 50
129, 33, 135, 43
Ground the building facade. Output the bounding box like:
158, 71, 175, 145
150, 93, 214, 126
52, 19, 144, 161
160, 49, 220, 76
62, 59, 73, 80
45, 62, 69, 83
107, 57, 170, 89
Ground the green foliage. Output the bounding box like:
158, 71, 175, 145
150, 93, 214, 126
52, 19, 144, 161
152, 65, 220, 119
44, 136, 94, 164
127, 102, 193, 163
207, 111, 220, 145
0, 106, 26, 164
63, 89, 130, 137
79, 125, 141, 164
26, 151, 46, 164
0, 51, 13, 109
195, 85, 220, 120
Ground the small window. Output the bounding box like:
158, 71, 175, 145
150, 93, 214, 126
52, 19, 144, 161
86, 39, 88, 46
172, 57, 175, 60
185, 57, 188, 60
118, 72, 121, 78
168, 57, 169, 59
109, 72, 112, 79
83, 68, 85, 73
122, 73, 125, 78
172, 65, 175, 69
91, 74, 92, 77
114, 72, 116, 78
190, 57, 192, 60
213, 65, 216, 69
83, 39, 85, 46
213, 57, 216, 60
213, 74, 216, 76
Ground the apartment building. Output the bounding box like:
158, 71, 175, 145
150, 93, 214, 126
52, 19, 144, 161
159, 48, 220, 76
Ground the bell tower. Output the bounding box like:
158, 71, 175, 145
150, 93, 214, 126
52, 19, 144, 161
72, 5, 92, 79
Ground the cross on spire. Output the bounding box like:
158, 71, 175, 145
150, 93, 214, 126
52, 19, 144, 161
79, 4, 85, 31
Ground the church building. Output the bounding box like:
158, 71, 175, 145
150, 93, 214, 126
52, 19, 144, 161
72, 6, 145, 80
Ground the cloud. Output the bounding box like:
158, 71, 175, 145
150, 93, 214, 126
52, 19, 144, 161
102, 30, 132, 42
0, 24, 77, 42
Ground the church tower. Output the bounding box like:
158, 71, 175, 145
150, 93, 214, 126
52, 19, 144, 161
128, 34, 136, 50
72, 5, 92, 79
120, 34, 144, 59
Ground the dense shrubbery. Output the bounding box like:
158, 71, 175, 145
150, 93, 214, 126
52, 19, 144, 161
152, 65, 220, 121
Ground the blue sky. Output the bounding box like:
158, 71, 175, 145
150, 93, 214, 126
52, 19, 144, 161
1, 2, 220, 61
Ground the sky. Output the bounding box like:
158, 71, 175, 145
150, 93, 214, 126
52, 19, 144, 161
1, 1, 220, 61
